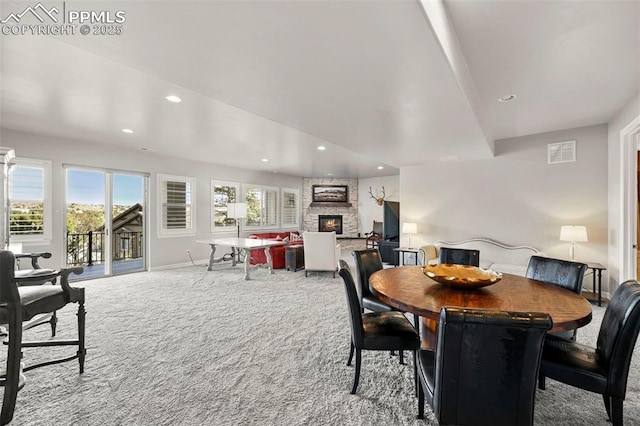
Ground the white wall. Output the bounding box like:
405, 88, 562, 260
1, 128, 302, 269
607, 92, 640, 290
358, 175, 399, 236
401, 124, 608, 283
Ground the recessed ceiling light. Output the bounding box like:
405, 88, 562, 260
122, 128, 134, 134
498, 94, 517, 103
165, 95, 182, 103
440, 155, 460, 162
377, 166, 384, 170
261, 158, 269, 162
317, 145, 326, 151
326, 173, 334, 176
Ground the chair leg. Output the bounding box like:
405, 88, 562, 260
417, 370, 425, 419
538, 373, 546, 390
603, 394, 612, 421
413, 350, 418, 397
347, 341, 354, 366
350, 349, 361, 394
399, 350, 404, 365
49, 310, 58, 337
1, 306, 23, 426
77, 301, 86, 374
610, 397, 623, 426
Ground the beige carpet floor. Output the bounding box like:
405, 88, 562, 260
1, 259, 639, 425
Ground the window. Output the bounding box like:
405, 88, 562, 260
157, 174, 195, 237
211, 180, 240, 233
281, 188, 300, 228
8, 158, 52, 243
244, 184, 278, 228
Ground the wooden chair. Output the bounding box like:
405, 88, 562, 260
364, 221, 383, 249
14, 252, 59, 336
417, 307, 552, 425
0, 250, 85, 425
338, 260, 419, 394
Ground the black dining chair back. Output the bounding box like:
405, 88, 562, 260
526, 255, 587, 343
438, 247, 480, 267
540, 279, 640, 426
417, 307, 552, 426
338, 259, 419, 394
526, 255, 588, 293
352, 249, 394, 313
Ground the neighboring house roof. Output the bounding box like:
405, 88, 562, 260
97, 203, 143, 233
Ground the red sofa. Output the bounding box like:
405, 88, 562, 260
247, 231, 303, 269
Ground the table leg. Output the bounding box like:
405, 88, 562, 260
241, 248, 250, 280
597, 269, 603, 306
420, 317, 438, 350
207, 244, 217, 271
264, 247, 275, 275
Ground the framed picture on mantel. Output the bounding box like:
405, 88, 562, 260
311, 185, 348, 203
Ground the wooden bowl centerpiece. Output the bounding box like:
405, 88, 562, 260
423, 264, 502, 289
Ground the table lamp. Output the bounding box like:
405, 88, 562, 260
560, 225, 588, 260
402, 222, 417, 249
226, 202, 248, 238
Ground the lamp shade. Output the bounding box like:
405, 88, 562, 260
402, 222, 417, 234
226, 202, 248, 219
559, 225, 588, 242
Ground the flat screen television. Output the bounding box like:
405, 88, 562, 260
383, 201, 400, 241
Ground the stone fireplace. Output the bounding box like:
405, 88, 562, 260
318, 215, 343, 234
303, 177, 358, 237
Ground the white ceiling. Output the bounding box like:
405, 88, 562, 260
1, 0, 638, 178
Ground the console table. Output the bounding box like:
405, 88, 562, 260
585, 262, 606, 306
393, 247, 419, 266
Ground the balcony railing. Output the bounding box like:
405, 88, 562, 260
67, 231, 143, 266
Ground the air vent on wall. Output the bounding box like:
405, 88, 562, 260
548, 140, 576, 164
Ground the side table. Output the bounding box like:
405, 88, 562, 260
285, 245, 305, 272
585, 262, 606, 306
392, 247, 419, 266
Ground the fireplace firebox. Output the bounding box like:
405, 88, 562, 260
318, 215, 343, 235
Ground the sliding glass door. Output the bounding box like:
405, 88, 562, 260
65, 167, 147, 279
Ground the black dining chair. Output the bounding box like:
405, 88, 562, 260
526, 255, 588, 340
438, 247, 480, 267
337, 260, 419, 394
539, 279, 640, 426
417, 307, 552, 425
352, 249, 394, 313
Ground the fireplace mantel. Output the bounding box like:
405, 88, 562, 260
309, 202, 352, 208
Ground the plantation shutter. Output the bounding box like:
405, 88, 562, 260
157, 174, 195, 237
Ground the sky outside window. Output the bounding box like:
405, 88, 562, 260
67, 170, 143, 205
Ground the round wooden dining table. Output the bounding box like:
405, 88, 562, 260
369, 266, 593, 348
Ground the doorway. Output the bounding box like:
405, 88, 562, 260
622, 115, 640, 281
65, 167, 148, 279
637, 151, 640, 279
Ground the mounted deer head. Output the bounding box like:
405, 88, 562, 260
368, 186, 385, 206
